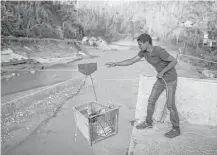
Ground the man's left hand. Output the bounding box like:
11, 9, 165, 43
157, 72, 164, 78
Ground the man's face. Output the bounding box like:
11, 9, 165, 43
138, 40, 148, 51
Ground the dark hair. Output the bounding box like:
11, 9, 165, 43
137, 33, 152, 45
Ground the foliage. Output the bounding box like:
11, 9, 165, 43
1, 1, 217, 71
1, 1, 217, 55
2, 1, 217, 41
1, 0, 82, 40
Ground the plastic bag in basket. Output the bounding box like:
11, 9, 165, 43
96, 121, 112, 137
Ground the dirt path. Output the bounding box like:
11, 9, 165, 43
2, 40, 209, 155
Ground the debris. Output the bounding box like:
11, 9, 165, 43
1, 48, 13, 55
52, 74, 57, 78
1, 48, 28, 63
202, 70, 216, 78
82, 36, 89, 44
81, 36, 108, 49
30, 70, 36, 74
24, 46, 33, 53
88, 36, 98, 46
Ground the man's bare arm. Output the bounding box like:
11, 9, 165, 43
115, 55, 142, 66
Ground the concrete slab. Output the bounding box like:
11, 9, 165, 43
136, 75, 217, 126
127, 75, 217, 155
128, 122, 217, 155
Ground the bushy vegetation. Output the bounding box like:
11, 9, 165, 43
2, 1, 83, 41
2, 1, 217, 42
1, 1, 217, 69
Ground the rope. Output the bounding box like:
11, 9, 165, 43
89, 75, 98, 102
158, 78, 169, 123
179, 53, 217, 64
158, 50, 179, 123
177, 48, 217, 64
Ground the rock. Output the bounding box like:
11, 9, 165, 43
30, 70, 36, 74
52, 74, 57, 78
97, 38, 112, 51
1, 48, 13, 55
82, 36, 89, 44
202, 70, 215, 78
1, 48, 28, 64
81, 36, 106, 48
88, 37, 97, 46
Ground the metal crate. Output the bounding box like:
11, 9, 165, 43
73, 102, 120, 145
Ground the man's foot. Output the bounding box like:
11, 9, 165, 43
135, 122, 153, 129
164, 128, 181, 138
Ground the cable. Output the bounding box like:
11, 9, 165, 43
177, 47, 217, 64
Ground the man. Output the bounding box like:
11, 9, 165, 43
105, 33, 180, 138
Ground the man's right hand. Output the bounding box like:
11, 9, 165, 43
105, 62, 117, 67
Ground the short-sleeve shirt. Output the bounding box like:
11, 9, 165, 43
138, 46, 177, 83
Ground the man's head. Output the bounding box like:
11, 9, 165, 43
137, 33, 152, 51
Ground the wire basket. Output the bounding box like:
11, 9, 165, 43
73, 102, 120, 145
